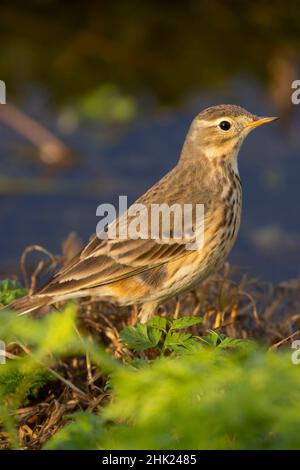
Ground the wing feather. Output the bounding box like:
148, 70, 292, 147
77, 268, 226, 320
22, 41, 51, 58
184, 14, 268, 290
39, 161, 211, 297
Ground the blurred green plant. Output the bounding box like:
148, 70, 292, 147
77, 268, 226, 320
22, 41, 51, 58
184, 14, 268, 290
0, 282, 300, 450
120, 315, 203, 354
0, 301, 115, 448
78, 84, 137, 123
46, 344, 300, 450
43, 412, 105, 450
0, 279, 26, 306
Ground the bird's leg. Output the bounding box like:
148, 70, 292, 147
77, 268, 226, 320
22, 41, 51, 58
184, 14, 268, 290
129, 304, 138, 325
138, 302, 158, 324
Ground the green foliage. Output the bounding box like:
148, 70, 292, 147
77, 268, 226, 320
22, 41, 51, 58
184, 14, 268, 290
45, 413, 105, 450
120, 322, 163, 352
0, 303, 78, 356
47, 345, 300, 450
78, 84, 137, 123
120, 315, 203, 355
0, 301, 116, 448
0, 304, 79, 412
1, 283, 300, 450
0, 368, 51, 399
200, 329, 254, 350
0, 302, 114, 371
0, 280, 26, 306
169, 316, 203, 329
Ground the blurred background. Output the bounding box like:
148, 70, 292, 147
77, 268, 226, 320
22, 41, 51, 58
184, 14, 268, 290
0, 0, 300, 283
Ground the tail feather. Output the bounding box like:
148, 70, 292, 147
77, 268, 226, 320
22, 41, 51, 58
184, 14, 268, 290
3, 295, 50, 315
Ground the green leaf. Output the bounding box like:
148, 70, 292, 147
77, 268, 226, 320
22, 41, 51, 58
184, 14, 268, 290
0, 368, 51, 398
216, 336, 254, 351
170, 316, 203, 330
146, 316, 167, 331
200, 330, 222, 347
200, 331, 254, 351
0, 279, 26, 306
164, 331, 198, 351
120, 323, 162, 352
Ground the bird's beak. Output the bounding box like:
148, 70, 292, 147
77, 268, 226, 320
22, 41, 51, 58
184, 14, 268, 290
246, 116, 279, 129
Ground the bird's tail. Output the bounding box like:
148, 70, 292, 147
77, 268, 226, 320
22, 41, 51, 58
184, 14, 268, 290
2, 295, 51, 316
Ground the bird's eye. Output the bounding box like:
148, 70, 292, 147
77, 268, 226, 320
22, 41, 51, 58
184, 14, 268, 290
219, 120, 231, 131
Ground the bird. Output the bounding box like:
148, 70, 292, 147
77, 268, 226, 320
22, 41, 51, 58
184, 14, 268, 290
9, 105, 277, 323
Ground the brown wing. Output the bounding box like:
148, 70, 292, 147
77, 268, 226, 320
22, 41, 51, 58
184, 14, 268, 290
39, 161, 211, 296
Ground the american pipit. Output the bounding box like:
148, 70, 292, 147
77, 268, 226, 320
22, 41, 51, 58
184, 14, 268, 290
11, 105, 277, 322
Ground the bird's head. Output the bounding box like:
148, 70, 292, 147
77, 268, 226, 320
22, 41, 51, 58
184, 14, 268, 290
182, 104, 278, 174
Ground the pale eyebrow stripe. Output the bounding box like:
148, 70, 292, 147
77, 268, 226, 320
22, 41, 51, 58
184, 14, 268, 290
196, 117, 233, 128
